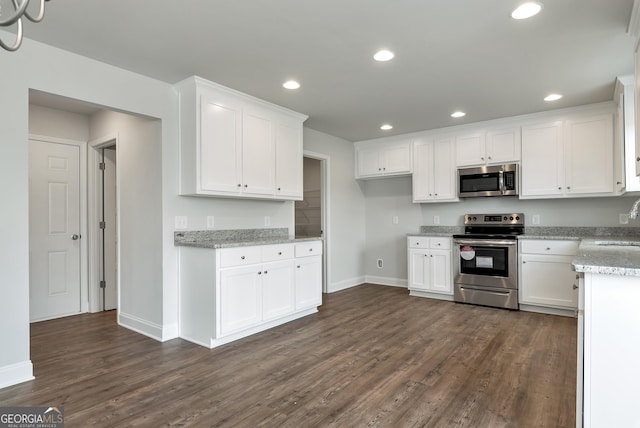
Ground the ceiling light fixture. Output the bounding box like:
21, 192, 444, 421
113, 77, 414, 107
380, 124, 393, 131
544, 93, 563, 101
0, 0, 50, 52
511, 2, 543, 20
282, 80, 301, 90
373, 49, 395, 62
451, 111, 466, 118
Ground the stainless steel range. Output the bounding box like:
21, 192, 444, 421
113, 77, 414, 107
452, 213, 524, 310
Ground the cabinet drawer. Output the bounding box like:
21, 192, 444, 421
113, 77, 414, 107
430, 237, 451, 250
519, 239, 579, 255
219, 246, 262, 268
408, 236, 430, 249
408, 236, 451, 250
262, 243, 294, 262
295, 241, 323, 257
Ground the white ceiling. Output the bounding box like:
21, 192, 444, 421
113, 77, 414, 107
17, 0, 637, 141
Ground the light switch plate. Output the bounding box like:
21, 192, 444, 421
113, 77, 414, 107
433, 215, 440, 225
206, 216, 215, 228
392, 215, 399, 225
532, 214, 540, 225
175, 216, 188, 229
264, 216, 271, 227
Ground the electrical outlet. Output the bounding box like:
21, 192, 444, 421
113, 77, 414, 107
264, 216, 271, 227
620, 213, 629, 225
433, 215, 440, 225
377, 259, 383, 269
174, 216, 188, 229
206, 216, 215, 228
532, 214, 540, 225
392, 215, 399, 225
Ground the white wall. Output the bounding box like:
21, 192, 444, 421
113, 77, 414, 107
89, 110, 165, 334
363, 175, 640, 285
303, 128, 367, 291
29, 104, 90, 141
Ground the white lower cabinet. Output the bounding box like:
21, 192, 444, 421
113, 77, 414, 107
407, 236, 453, 298
519, 239, 579, 314
179, 240, 323, 348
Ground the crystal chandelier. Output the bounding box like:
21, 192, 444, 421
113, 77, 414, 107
0, 0, 49, 52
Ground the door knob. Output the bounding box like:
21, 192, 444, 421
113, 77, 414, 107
72, 234, 80, 240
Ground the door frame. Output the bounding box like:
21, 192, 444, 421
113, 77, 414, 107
88, 133, 120, 313
301, 151, 330, 293
29, 134, 89, 314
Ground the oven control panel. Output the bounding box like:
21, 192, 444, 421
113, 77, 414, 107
463, 213, 524, 226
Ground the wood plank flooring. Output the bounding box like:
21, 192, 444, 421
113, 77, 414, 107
0, 284, 576, 427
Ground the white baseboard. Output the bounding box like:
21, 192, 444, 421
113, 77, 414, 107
118, 312, 163, 342
519, 304, 576, 317
162, 323, 179, 341
0, 360, 34, 389
364, 275, 407, 288
327, 276, 365, 293
409, 290, 454, 301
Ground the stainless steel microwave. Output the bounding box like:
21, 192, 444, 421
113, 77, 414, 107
458, 163, 519, 198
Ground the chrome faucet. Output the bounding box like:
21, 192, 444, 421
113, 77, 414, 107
629, 198, 640, 219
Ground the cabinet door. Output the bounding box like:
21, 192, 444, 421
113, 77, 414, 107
199, 93, 243, 193
521, 121, 564, 197
520, 254, 578, 309
430, 250, 452, 294
357, 147, 382, 177
486, 127, 521, 164
219, 265, 262, 336
262, 260, 295, 321
408, 249, 429, 291
382, 142, 412, 174
412, 139, 433, 202
432, 136, 457, 201
294, 256, 322, 310
275, 119, 303, 199
564, 114, 613, 195
242, 108, 275, 196
455, 133, 486, 166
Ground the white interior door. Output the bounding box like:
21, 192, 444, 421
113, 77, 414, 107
102, 148, 118, 310
29, 139, 81, 322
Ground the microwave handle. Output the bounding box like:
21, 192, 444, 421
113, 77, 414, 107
499, 170, 505, 194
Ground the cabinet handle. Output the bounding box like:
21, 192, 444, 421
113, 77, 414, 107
558, 187, 562, 190
237, 184, 242, 187
258, 271, 262, 275
637, 157, 640, 162
546, 247, 551, 251
488, 156, 492, 160
573, 284, 578, 290
309, 248, 313, 252
434, 193, 438, 196
566, 186, 571, 190
244, 184, 248, 188
278, 187, 281, 191
575, 274, 580, 280
617, 181, 622, 185
436, 243, 441, 246
522, 261, 526, 264
278, 252, 282, 255
264, 270, 268, 274
297, 265, 301, 268
481, 157, 485, 161
241, 256, 245, 260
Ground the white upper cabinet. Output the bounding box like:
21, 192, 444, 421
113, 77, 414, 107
455, 127, 521, 167
521, 113, 614, 198
354, 139, 412, 179
412, 136, 458, 203
176, 76, 308, 200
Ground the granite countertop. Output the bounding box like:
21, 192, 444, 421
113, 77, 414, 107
573, 238, 640, 276
174, 228, 322, 249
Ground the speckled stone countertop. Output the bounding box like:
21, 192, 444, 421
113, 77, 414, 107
573, 238, 640, 276
519, 227, 640, 240
411, 226, 465, 237
174, 228, 321, 249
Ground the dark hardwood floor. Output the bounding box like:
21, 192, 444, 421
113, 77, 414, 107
0, 284, 576, 427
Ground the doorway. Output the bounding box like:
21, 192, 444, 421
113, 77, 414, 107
296, 152, 330, 293
89, 136, 119, 312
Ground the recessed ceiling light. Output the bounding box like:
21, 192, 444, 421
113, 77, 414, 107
451, 111, 466, 118
380, 124, 393, 130
373, 50, 395, 62
283, 80, 300, 90
544, 93, 563, 101
511, 2, 543, 20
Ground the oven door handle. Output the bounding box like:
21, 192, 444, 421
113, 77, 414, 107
453, 239, 517, 247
